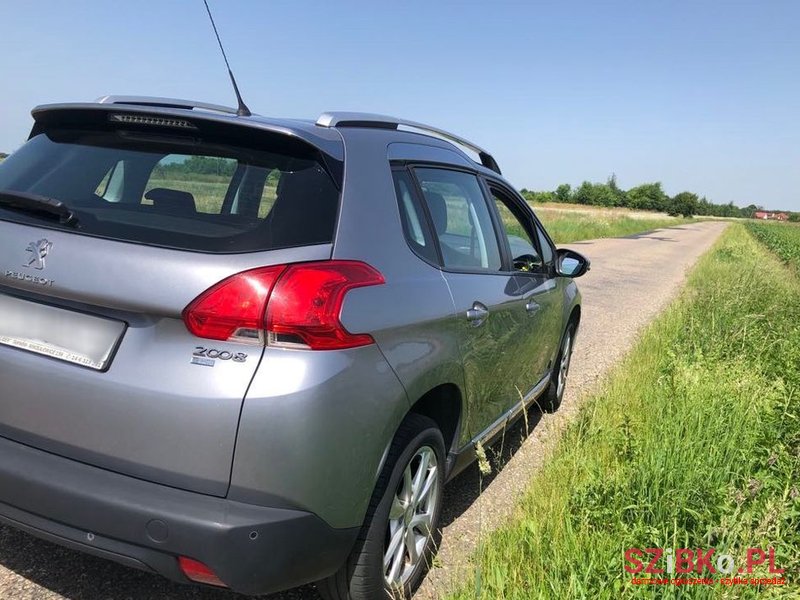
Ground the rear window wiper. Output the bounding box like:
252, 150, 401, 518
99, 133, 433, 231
0, 190, 80, 227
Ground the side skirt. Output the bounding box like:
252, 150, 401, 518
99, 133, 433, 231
445, 372, 551, 482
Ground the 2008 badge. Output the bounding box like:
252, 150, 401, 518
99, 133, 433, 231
192, 346, 247, 365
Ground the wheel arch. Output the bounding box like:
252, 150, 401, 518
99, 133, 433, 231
374, 382, 464, 485
407, 383, 462, 458
568, 303, 581, 330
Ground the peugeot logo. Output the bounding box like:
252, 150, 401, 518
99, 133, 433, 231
24, 239, 53, 270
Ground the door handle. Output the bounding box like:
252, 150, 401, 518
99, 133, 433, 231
525, 300, 541, 314
466, 302, 489, 326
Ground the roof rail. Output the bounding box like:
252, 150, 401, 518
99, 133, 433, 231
96, 95, 242, 116
316, 112, 501, 175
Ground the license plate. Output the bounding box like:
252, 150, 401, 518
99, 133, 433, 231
0, 293, 125, 370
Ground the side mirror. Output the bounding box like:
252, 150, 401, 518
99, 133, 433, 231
556, 248, 590, 278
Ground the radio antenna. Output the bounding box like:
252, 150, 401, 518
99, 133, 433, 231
202, 0, 252, 117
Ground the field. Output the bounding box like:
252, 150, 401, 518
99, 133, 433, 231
746, 221, 800, 272
532, 203, 695, 244
142, 176, 277, 218
445, 223, 800, 598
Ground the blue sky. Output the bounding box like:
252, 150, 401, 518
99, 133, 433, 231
1, 1, 798, 210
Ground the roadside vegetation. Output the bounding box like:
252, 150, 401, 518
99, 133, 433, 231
533, 204, 693, 244
446, 223, 799, 599
746, 221, 800, 272
522, 175, 798, 222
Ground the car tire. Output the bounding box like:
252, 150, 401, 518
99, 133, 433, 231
539, 321, 576, 413
317, 414, 445, 600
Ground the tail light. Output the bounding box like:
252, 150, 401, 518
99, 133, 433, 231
183, 261, 384, 350
178, 556, 226, 587
182, 265, 284, 343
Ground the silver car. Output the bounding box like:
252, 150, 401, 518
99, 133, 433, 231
0, 96, 587, 599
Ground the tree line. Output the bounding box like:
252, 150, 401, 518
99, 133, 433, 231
152, 155, 236, 178
520, 175, 797, 220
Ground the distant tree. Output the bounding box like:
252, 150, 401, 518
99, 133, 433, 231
671, 191, 699, 218
607, 174, 627, 207
573, 181, 618, 207
571, 181, 593, 205
521, 190, 541, 203
154, 155, 236, 178
742, 204, 761, 218
789, 213, 800, 223
554, 183, 572, 203
525, 190, 555, 203
627, 182, 667, 211
519, 175, 751, 219
0, 152, 8, 160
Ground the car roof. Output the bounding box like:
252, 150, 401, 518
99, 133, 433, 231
31, 96, 503, 176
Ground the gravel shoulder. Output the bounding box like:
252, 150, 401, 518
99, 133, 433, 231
0, 222, 728, 600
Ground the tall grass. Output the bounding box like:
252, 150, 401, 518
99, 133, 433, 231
534, 208, 694, 244
446, 224, 799, 599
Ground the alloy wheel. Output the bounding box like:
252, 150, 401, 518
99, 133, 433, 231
383, 446, 440, 589
557, 331, 572, 398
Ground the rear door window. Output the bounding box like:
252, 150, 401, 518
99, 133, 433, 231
413, 168, 502, 271
0, 129, 340, 253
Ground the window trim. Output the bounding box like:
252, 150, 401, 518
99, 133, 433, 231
391, 165, 443, 268
407, 164, 507, 276
534, 219, 557, 269
483, 178, 548, 276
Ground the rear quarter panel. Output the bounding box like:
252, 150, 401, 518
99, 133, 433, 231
234, 129, 467, 528
334, 129, 466, 438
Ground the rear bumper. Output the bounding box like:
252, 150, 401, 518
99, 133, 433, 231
0, 435, 358, 595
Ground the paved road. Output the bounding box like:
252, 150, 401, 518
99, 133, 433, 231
0, 222, 728, 600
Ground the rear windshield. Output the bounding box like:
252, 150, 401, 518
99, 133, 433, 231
0, 129, 340, 253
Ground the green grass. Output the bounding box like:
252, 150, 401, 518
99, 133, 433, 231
746, 221, 800, 272
445, 224, 800, 599
144, 176, 277, 217
534, 207, 695, 244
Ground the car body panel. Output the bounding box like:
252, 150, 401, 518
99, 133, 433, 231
0, 99, 584, 595
513, 274, 565, 382
439, 271, 537, 443
333, 128, 468, 448
229, 344, 409, 529
0, 217, 332, 496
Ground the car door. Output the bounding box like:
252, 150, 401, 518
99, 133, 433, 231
485, 181, 564, 387
411, 166, 534, 442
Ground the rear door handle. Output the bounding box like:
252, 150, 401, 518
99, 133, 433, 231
466, 302, 489, 326
525, 300, 541, 314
